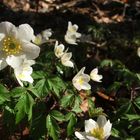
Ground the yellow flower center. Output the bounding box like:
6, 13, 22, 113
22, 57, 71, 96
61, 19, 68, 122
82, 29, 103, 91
2, 36, 22, 55
78, 77, 84, 85
34, 36, 42, 45
90, 127, 104, 140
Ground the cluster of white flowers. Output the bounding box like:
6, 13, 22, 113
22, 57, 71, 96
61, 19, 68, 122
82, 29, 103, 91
0, 21, 40, 86
72, 67, 103, 91
0, 22, 112, 140
54, 41, 74, 68
75, 115, 112, 140
54, 21, 81, 68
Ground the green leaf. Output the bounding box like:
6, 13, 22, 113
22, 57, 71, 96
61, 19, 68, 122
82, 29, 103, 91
116, 101, 132, 117
0, 84, 9, 93
134, 97, 140, 110
24, 93, 34, 121
30, 114, 46, 140
15, 92, 34, 123
136, 73, 140, 81
10, 87, 26, 97
125, 114, 140, 121
50, 110, 65, 122
111, 128, 121, 138
100, 59, 113, 67
72, 95, 82, 113
35, 79, 49, 97
0, 84, 10, 104
32, 71, 46, 79
60, 94, 74, 108
27, 84, 40, 98
131, 126, 140, 136
89, 107, 104, 117
67, 113, 77, 136
15, 93, 26, 124
47, 76, 66, 98
46, 115, 60, 140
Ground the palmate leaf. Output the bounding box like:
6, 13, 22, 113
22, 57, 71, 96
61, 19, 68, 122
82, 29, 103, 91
35, 79, 49, 98
46, 115, 60, 140
10, 87, 26, 97
60, 94, 74, 108
15, 92, 34, 124
47, 76, 66, 98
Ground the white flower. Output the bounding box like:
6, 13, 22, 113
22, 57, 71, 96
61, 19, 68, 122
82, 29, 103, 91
61, 52, 74, 68
0, 21, 40, 70
34, 28, 52, 45
65, 21, 81, 45
75, 115, 112, 140
54, 41, 65, 58
6, 55, 35, 87
137, 47, 140, 57
72, 67, 91, 91
42, 28, 52, 40
90, 68, 103, 82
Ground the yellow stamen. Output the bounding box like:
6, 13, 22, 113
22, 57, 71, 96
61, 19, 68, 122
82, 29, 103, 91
2, 36, 22, 55
78, 77, 84, 85
90, 127, 104, 140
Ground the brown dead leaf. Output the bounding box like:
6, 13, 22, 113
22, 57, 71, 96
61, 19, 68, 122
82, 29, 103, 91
80, 97, 95, 113
22, 127, 29, 136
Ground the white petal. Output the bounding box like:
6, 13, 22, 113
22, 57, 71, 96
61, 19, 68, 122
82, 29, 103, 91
54, 41, 65, 58
0, 59, 7, 70
14, 66, 33, 86
80, 82, 91, 90
90, 68, 98, 75
61, 52, 74, 67
81, 74, 90, 82
0, 21, 17, 36
103, 120, 112, 138
33, 34, 42, 45
61, 52, 72, 61
137, 47, 140, 57
0, 51, 7, 70
6, 55, 23, 69
61, 60, 74, 68
42, 28, 52, 40
18, 24, 35, 41
86, 136, 98, 140
76, 32, 81, 38
68, 21, 78, 32
85, 119, 98, 133
72, 82, 82, 91
21, 40, 40, 59
0, 33, 5, 41
15, 75, 23, 87
77, 67, 86, 76
75, 131, 87, 140
90, 68, 102, 82
97, 115, 107, 128
65, 34, 77, 45
24, 60, 35, 66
